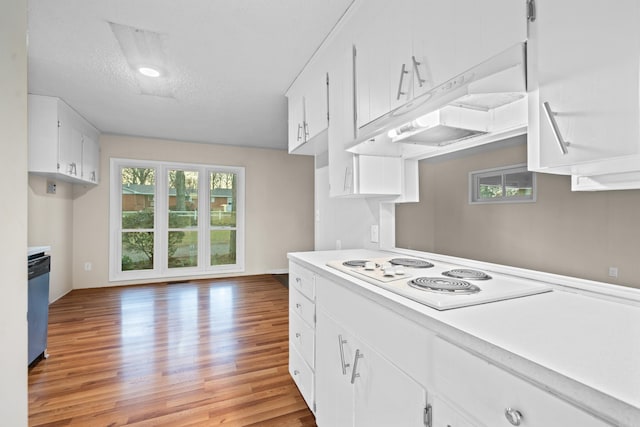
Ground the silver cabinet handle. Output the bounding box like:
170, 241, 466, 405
350, 349, 364, 384
338, 335, 350, 375
296, 123, 303, 141
412, 56, 426, 88
293, 369, 300, 376
303, 121, 310, 139
295, 332, 301, 338
352, 44, 358, 137
295, 277, 301, 284
542, 101, 570, 154
396, 63, 409, 100
504, 408, 523, 426
295, 303, 301, 309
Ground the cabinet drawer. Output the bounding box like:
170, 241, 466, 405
290, 345, 315, 413
290, 262, 315, 301
433, 338, 608, 427
290, 287, 315, 327
290, 310, 315, 369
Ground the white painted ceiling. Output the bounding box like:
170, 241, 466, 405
27, 0, 353, 150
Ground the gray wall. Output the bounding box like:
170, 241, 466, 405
396, 135, 640, 289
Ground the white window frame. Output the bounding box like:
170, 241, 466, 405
109, 158, 245, 282
469, 163, 536, 204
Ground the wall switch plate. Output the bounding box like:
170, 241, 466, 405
370, 225, 379, 243
46, 181, 56, 194
84, 262, 92, 271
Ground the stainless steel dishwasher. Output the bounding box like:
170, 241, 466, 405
28, 253, 50, 366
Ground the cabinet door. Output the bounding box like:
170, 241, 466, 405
315, 310, 354, 427
354, 0, 408, 128
431, 395, 475, 427
528, 0, 640, 173
353, 339, 427, 427
433, 338, 609, 427
57, 102, 82, 177
411, 0, 525, 96
287, 90, 305, 153
304, 72, 329, 142
82, 134, 99, 183
328, 42, 358, 197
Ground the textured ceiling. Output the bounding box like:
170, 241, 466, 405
27, 0, 353, 150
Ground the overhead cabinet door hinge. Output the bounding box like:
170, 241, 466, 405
527, 0, 536, 22
424, 404, 432, 427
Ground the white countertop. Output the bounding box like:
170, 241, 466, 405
289, 249, 640, 426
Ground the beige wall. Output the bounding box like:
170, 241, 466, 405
0, 0, 29, 423
70, 134, 314, 288
396, 136, 640, 289
28, 177, 74, 301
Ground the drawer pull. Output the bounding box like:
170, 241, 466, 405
295, 277, 301, 284
295, 332, 301, 338
295, 303, 302, 309
350, 349, 364, 384
338, 334, 350, 375
293, 369, 300, 376
396, 63, 409, 100
542, 101, 570, 154
504, 408, 523, 426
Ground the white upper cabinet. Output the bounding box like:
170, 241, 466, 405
353, 0, 413, 129
287, 63, 329, 155
354, 0, 526, 133
527, 0, 640, 180
326, 15, 406, 198
28, 94, 100, 185
81, 133, 99, 183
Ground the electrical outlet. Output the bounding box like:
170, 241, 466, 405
370, 225, 379, 243
46, 181, 57, 194
84, 262, 92, 271
608, 267, 618, 278
336, 240, 342, 250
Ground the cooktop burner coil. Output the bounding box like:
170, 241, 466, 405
342, 260, 369, 268
408, 277, 481, 294
389, 258, 434, 268
442, 269, 492, 280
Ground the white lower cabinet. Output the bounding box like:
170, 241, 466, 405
288, 262, 316, 412
316, 309, 427, 427
432, 338, 610, 427
291, 263, 613, 426
431, 395, 475, 427
314, 274, 431, 427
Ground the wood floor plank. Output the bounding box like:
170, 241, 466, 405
29, 275, 316, 426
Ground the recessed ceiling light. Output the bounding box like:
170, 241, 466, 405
138, 67, 161, 78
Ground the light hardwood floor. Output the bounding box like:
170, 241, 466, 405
28, 275, 316, 426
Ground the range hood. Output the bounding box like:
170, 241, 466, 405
346, 43, 528, 159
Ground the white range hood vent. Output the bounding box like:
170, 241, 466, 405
347, 43, 528, 159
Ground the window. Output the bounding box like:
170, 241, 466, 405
469, 164, 536, 204
110, 159, 244, 281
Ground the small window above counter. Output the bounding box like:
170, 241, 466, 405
28, 94, 101, 185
